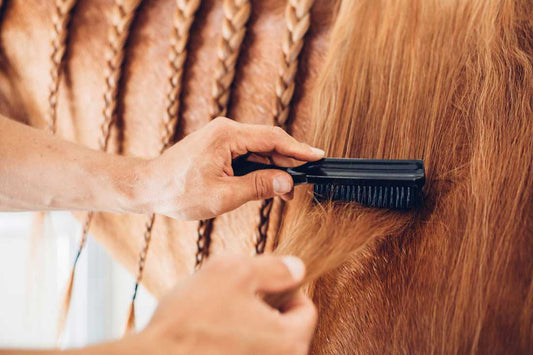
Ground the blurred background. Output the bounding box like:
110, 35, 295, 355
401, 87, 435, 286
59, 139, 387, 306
0, 211, 157, 349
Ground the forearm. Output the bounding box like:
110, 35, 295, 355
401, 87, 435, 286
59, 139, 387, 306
0, 333, 158, 355
0, 115, 147, 214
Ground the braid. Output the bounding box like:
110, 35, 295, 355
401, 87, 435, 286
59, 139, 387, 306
79, 0, 142, 279
125, 213, 154, 332
56, 0, 142, 341
195, 0, 251, 268
126, 0, 201, 333
161, 0, 201, 151
255, 0, 315, 255
47, 0, 79, 343
100, 0, 143, 150
209, 0, 251, 118
274, 0, 314, 128
47, 0, 77, 134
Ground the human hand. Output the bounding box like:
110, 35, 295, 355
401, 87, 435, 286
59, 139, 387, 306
134, 117, 324, 220
138, 254, 317, 355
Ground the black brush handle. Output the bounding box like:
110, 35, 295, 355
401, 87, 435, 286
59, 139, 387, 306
231, 156, 308, 185
300, 158, 425, 186
232, 156, 425, 187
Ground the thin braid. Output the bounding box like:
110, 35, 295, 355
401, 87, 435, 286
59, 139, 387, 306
274, 0, 314, 128
48, 0, 77, 134
47, 0, 79, 343
195, 0, 251, 268
209, 0, 251, 118
57, 0, 142, 341
255, 0, 315, 255
125, 0, 201, 333
124, 213, 155, 332
76, 0, 143, 276
101, 0, 143, 151
161, 0, 201, 151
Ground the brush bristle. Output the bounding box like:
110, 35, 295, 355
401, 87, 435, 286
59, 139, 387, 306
313, 183, 421, 209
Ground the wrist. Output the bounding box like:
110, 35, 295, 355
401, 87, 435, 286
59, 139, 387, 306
123, 155, 188, 219
105, 155, 153, 215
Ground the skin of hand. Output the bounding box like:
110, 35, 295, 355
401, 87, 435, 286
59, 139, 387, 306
0, 255, 317, 355
135, 254, 317, 355
0, 115, 323, 219
133, 117, 325, 220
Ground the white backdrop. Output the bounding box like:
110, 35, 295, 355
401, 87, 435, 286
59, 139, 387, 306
0, 211, 157, 349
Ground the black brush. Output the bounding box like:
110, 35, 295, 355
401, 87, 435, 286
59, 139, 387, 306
232, 156, 425, 209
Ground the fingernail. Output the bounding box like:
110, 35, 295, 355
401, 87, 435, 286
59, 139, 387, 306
310, 147, 325, 156
282, 256, 305, 280
273, 175, 292, 194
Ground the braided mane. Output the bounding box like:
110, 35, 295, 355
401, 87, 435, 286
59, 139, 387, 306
255, 0, 315, 254
195, 0, 252, 267
48, 0, 78, 342
127, 0, 202, 332
57, 0, 144, 339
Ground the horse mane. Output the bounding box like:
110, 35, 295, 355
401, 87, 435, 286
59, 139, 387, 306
275, 0, 533, 352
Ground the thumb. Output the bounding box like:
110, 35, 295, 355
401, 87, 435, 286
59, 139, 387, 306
249, 255, 306, 294
229, 170, 293, 205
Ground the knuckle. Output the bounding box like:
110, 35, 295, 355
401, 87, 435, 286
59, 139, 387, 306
209, 117, 233, 138
212, 116, 230, 126
251, 173, 272, 200
271, 126, 287, 137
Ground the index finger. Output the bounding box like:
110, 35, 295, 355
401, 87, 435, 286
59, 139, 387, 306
278, 290, 317, 331
232, 123, 325, 161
